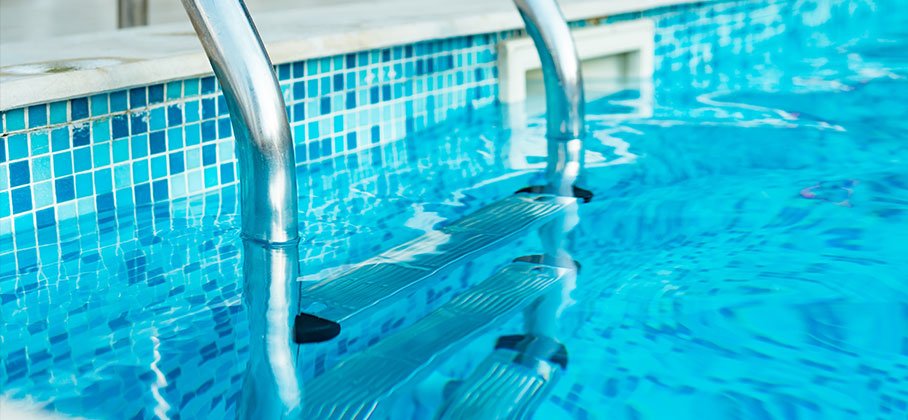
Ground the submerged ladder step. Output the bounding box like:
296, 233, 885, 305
294, 194, 576, 343
301, 262, 573, 419
436, 334, 568, 419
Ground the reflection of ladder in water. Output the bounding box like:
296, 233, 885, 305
295, 0, 591, 418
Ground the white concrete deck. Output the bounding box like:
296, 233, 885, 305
0, 0, 695, 110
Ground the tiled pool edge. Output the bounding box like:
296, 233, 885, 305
0, 0, 782, 240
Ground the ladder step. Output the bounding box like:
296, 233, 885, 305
301, 262, 573, 419
436, 335, 567, 419
294, 194, 576, 343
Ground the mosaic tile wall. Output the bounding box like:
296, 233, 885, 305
0, 35, 505, 239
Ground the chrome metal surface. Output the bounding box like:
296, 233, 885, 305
181, 0, 299, 245
295, 194, 577, 342
301, 262, 572, 420
118, 0, 149, 28
513, 0, 586, 196
180, 0, 301, 417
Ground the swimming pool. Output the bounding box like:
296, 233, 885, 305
2, 0, 907, 418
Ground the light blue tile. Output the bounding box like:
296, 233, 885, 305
113, 164, 132, 189
30, 132, 49, 155
5, 108, 25, 131
8, 134, 28, 160
93, 143, 110, 167
92, 120, 111, 143
31, 156, 51, 182
32, 181, 53, 208
90, 94, 109, 116
132, 160, 149, 184
112, 139, 130, 163
75, 173, 93, 198
95, 168, 112, 194
49, 102, 68, 124
151, 156, 167, 179
167, 127, 183, 150
185, 124, 201, 146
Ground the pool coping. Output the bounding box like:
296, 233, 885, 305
0, 0, 699, 111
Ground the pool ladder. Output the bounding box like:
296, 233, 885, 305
180, 0, 587, 418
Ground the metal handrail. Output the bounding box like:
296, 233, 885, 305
180, 0, 302, 417
513, 0, 586, 197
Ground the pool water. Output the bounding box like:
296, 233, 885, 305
3, 0, 908, 418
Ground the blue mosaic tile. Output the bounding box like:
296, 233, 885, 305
70, 98, 89, 121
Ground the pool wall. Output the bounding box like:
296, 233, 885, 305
0, 0, 798, 245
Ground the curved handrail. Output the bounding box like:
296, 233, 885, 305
180, 1, 302, 417
181, 0, 299, 245
513, 0, 586, 196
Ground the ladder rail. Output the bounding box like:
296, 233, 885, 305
180, 1, 302, 417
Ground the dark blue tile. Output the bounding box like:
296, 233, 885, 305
405, 45, 413, 58
202, 144, 216, 166
0, 138, 5, 163
217, 95, 228, 116
150, 131, 166, 154
129, 88, 147, 108
416, 60, 425, 75
169, 152, 184, 174
294, 144, 307, 162
167, 105, 183, 126
382, 85, 391, 101
72, 126, 90, 147
371, 125, 380, 143
96, 192, 115, 211
320, 138, 331, 156
201, 77, 216, 94
475, 68, 485, 81
333, 74, 344, 91
55, 177, 75, 202
293, 102, 305, 121
9, 161, 30, 187
308, 141, 320, 160
130, 113, 148, 135
370, 87, 379, 104
345, 54, 356, 68
152, 180, 168, 201
217, 118, 231, 139
220, 163, 234, 184
201, 120, 217, 142
112, 115, 130, 139
293, 81, 305, 99
148, 84, 164, 104
292, 61, 305, 78
346, 132, 357, 150
381, 49, 391, 61
28, 105, 47, 128
11, 187, 32, 213
346, 92, 356, 109
35, 208, 55, 228
134, 183, 151, 205
70, 98, 89, 120
278, 63, 290, 80
202, 98, 216, 120
110, 90, 128, 112
320, 97, 331, 115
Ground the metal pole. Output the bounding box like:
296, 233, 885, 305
512, 0, 585, 341
180, 0, 302, 417
513, 0, 586, 197
118, 0, 149, 28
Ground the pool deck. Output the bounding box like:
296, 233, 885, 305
0, 0, 696, 110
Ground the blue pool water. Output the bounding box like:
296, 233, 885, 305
3, 0, 908, 418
